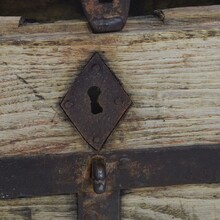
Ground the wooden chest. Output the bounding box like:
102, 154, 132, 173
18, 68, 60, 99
0, 4, 220, 220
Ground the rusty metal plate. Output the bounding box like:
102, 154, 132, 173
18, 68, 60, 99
81, 0, 131, 33
61, 53, 132, 151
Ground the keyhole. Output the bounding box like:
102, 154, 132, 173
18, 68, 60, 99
87, 86, 103, 115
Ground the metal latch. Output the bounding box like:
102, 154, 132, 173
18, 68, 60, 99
0, 53, 219, 220
81, 0, 131, 33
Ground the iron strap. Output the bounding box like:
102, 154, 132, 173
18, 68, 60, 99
0, 144, 219, 199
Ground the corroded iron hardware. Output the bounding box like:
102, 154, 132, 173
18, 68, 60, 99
0, 53, 219, 220
0, 145, 220, 219
81, 0, 131, 33
61, 53, 131, 151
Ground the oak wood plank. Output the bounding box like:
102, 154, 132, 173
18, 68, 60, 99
0, 184, 219, 220
0, 6, 219, 157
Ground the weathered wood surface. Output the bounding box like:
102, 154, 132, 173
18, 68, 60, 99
0, 6, 219, 157
0, 5, 220, 219
0, 185, 220, 220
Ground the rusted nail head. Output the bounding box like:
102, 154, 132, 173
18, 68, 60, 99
114, 97, 124, 105
93, 137, 100, 144
92, 64, 101, 74
119, 157, 131, 168
64, 101, 73, 109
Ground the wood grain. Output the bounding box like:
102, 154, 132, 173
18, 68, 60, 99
0, 5, 220, 219
0, 6, 219, 157
0, 184, 219, 220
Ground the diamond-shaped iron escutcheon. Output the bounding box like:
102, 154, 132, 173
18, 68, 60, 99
61, 53, 132, 151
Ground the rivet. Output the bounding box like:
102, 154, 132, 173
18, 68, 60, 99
114, 97, 123, 105
93, 137, 100, 144
119, 157, 131, 169
64, 101, 73, 109
92, 64, 101, 74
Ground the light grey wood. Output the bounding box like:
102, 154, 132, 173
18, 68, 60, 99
0, 185, 220, 219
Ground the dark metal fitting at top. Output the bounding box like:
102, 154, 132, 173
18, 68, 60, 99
91, 158, 106, 194
81, 0, 131, 33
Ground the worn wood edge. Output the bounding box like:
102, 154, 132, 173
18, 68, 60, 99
0, 0, 217, 18
0, 184, 219, 219
0, 5, 220, 37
